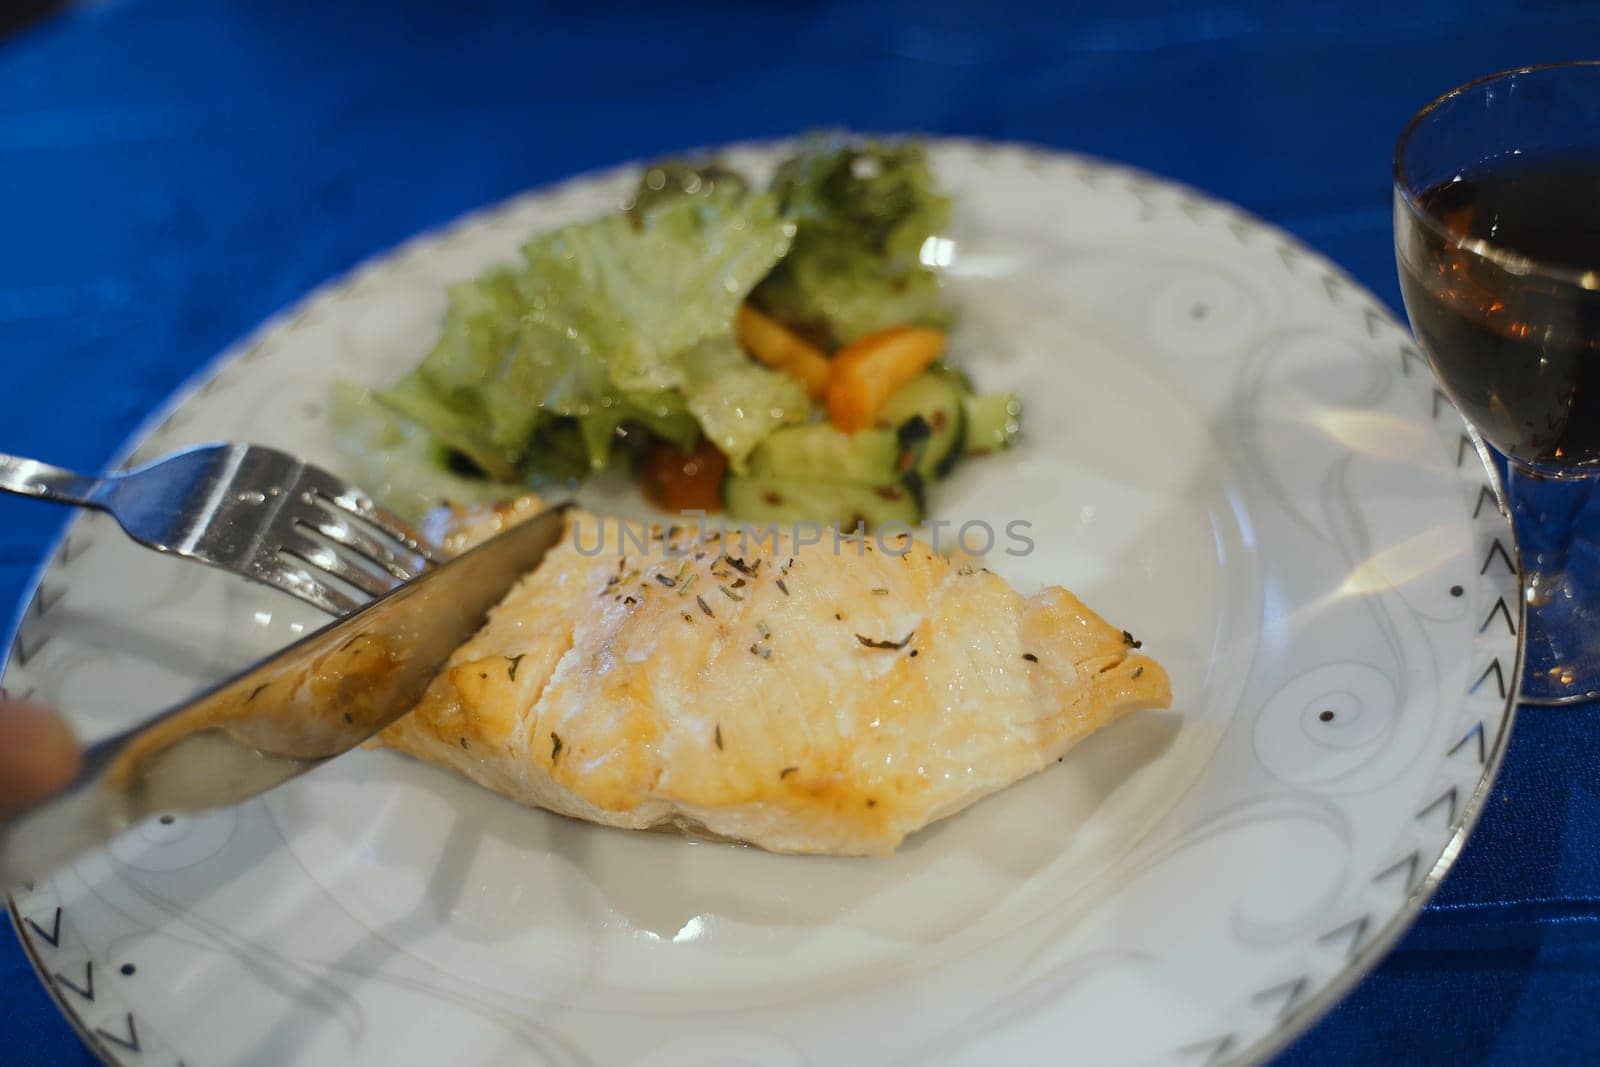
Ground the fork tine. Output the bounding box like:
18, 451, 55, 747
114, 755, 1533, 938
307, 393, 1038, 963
296, 510, 427, 581
278, 530, 401, 600
295, 467, 438, 560
244, 555, 366, 616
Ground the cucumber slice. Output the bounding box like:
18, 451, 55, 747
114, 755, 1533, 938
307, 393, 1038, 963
880, 370, 965, 479
749, 424, 910, 484
930, 360, 975, 394
961, 392, 1022, 454
724, 474, 923, 528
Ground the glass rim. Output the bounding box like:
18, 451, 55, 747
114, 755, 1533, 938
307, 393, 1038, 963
1393, 59, 1600, 292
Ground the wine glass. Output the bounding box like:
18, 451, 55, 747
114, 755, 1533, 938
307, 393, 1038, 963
1394, 62, 1600, 704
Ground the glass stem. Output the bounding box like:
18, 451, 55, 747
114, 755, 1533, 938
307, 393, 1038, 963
1505, 461, 1600, 702
1508, 464, 1590, 603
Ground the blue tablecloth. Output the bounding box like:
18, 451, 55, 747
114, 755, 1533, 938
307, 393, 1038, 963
2, 2, 1598, 1062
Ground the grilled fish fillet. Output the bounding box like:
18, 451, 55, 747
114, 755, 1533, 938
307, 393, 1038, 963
375, 497, 1171, 856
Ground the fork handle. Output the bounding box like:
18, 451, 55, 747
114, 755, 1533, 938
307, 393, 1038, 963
0, 453, 105, 508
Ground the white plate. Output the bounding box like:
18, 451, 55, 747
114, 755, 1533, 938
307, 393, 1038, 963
4, 140, 1519, 1066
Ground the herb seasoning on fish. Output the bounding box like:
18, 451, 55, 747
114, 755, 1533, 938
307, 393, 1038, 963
856, 630, 915, 650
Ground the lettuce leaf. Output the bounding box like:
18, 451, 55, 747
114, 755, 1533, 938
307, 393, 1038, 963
680, 338, 811, 471
752, 137, 952, 349
329, 384, 514, 522
573, 388, 700, 470
626, 161, 750, 222
373, 180, 794, 481
374, 271, 529, 481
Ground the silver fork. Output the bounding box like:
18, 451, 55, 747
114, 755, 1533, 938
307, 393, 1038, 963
0, 443, 441, 615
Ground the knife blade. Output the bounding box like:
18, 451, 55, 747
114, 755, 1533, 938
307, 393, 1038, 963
0, 502, 569, 886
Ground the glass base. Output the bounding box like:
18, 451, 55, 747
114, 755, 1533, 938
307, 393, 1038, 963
1520, 569, 1600, 704
1508, 464, 1600, 705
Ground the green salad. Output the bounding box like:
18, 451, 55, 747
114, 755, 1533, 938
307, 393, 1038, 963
335, 136, 1020, 526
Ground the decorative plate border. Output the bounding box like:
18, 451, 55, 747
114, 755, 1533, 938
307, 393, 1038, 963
1161, 180, 1522, 1067
0, 138, 1522, 1066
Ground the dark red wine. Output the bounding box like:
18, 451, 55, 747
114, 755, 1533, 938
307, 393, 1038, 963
1398, 152, 1600, 468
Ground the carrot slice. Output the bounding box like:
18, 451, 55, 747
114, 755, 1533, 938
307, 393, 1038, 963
826, 326, 946, 432
736, 304, 832, 402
